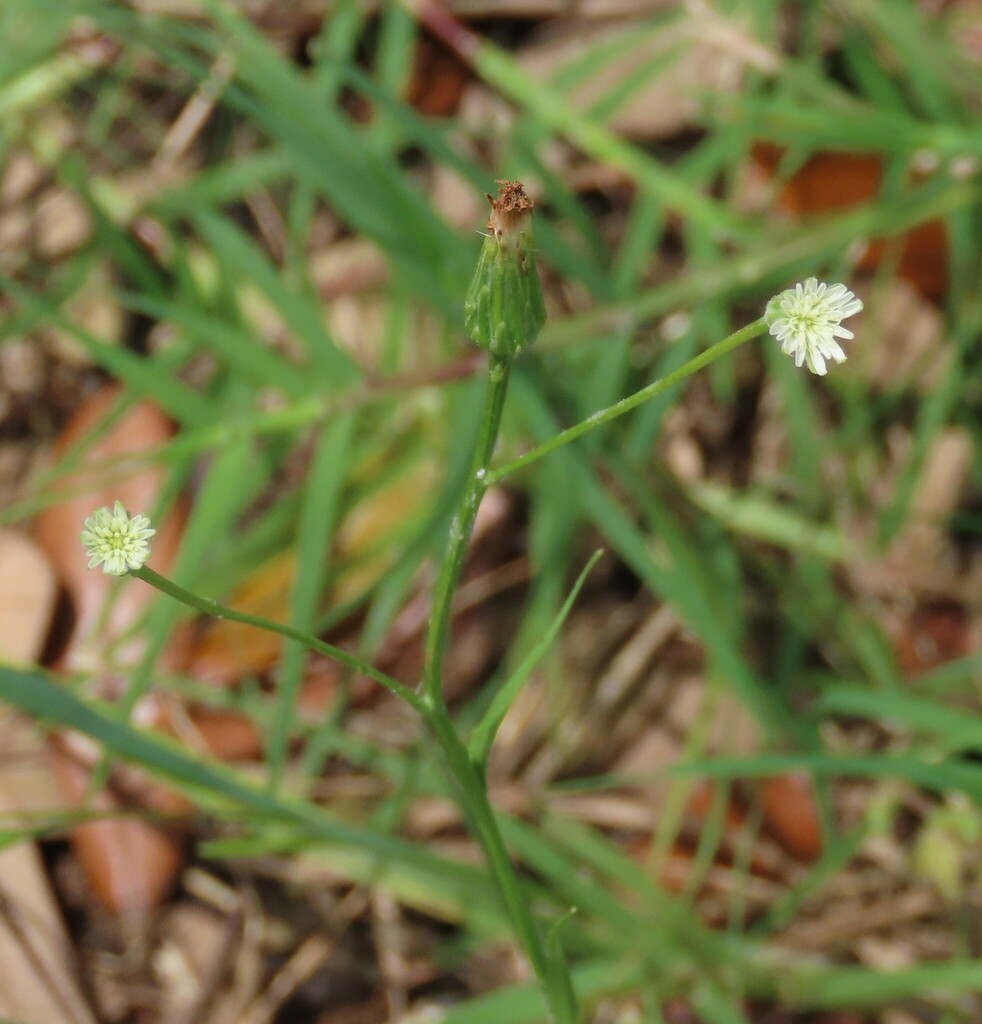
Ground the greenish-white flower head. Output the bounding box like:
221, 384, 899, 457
765, 278, 863, 376
81, 501, 155, 576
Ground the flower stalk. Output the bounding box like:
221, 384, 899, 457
487, 316, 769, 485
131, 566, 424, 712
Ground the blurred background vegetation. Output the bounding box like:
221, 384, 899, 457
1, 1, 982, 1022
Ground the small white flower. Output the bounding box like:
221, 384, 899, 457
80, 501, 155, 576
764, 278, 863, 376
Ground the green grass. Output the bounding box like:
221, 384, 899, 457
2, 0, 982, 1019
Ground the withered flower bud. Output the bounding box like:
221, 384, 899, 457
464, 181, 546, 359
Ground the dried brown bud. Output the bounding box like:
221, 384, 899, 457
486, 180, 535, 247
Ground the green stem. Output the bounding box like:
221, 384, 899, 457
419, 353, 576, 1023
133, 566, 424, 713
486, 317, 768, 485
425, 703, 563, 1004
422, 354, 511, 709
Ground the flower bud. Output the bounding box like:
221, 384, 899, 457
464, 181, 546, 359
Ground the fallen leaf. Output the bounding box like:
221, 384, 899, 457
0, 711, 96, 1024
0, 529, 58, 666
406, 31, 473, 117
518, 15, 746, 140
0, 842, 98, 1024
753, 145, 948, 301
896, 603, 970, 677
34, 385, 184, 673
33, 386, 189, 914
759, 773, 823, 862
159, 701, 264, 763
175, 552, 293, 688
49, 732, 187, 915
0, 524, 88, 1019
866, 279, 949, 392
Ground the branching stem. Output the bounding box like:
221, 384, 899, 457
134, 566, 424, 712
487, 317, 768, 484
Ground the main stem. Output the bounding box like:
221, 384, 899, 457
422, 353, 511, 708
427, 704, 562, 1003
420, 354, 575, 1024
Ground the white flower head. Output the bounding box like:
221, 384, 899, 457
80, 501, 155, 576
764, 278, 863, 376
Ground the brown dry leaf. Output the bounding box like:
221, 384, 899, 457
0, 713, 65, 819
32, 386, 190, 914
428, 163, 487, 232
0, 529, 57, 666
0, 711, 94, 1024
684, 779, 786, 878
895, 603, 971, 678
34, 385, 184, 673
159, 700, 265, 763
406, 31, 473, 117
42, 264, 125, 369
177, 552, 293, 688
707, 691, 762, 758
49, 733, 187, 915
309, 238, 388, 304
862, 427, 973, 600
333, 458, 439, 607
0, 529, 96, 1022
155, 901, 241, 1024
865, 280, 949, 392
759, 773, 823, 862
0, 841, 97, 1024
778, 887, 941, 954
753, 146, 949, 301
0, 185, 91, 268
1, 149, 47, 207
905, 427, 973, 537
518, 13, 747, 140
